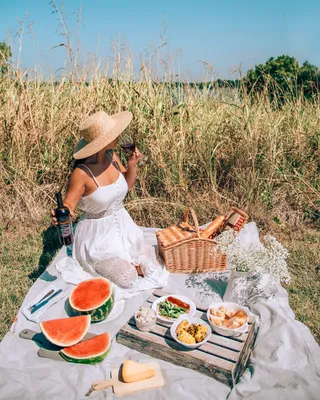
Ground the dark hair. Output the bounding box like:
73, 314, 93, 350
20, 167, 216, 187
72, 157, 89, 170
71, 149, 113, 171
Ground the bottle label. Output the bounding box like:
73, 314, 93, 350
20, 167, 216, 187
58, 218, 73, 239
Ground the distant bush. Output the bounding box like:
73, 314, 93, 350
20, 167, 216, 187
0, 42, 12, 75
243, 55, 320, 103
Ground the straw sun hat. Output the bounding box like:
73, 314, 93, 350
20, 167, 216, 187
73, 110, 133, 159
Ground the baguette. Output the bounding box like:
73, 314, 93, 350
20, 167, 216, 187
201, 215, 226, 239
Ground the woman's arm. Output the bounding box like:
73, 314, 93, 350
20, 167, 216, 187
51, 168, 86, 225
64, 168, 87, 212
113, 150, 143, 190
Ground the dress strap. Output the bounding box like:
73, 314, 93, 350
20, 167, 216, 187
77, 164, 100, 187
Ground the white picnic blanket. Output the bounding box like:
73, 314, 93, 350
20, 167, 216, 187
0, 224, 319, 400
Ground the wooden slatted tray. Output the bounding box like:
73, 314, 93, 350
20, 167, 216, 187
116, 289, 257, 387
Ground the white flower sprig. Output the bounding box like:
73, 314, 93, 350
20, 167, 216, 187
215, 229, 290, 284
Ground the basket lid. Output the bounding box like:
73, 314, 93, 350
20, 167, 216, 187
156, 224, 196, 248
225, 207, 249, 231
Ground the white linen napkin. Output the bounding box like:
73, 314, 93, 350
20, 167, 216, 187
55, 256, 169, 301
21, 284, 67, 323
55, 257, 92, 284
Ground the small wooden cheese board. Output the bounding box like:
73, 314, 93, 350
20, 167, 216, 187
86, 361, 164, 397
117, 289, 257, 387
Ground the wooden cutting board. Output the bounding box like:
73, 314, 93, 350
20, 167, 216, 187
87, 361, 164, 397
19, 329, 97, 361
21, 329, 164, 396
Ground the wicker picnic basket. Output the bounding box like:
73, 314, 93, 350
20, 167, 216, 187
156, 207, 248, 274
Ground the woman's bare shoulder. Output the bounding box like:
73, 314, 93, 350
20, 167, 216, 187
69, 166, 88, 186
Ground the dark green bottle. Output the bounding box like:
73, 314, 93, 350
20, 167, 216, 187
55, 192, 73, 246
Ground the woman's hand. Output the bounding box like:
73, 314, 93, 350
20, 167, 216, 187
51, 207, 75, 226
124, 148, 144, 189
127, 148, 144, 169
51, 209, 58, 226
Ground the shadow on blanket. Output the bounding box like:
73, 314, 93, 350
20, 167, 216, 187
28, 225, 61, 282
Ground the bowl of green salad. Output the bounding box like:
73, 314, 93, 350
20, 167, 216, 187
151, 294, 196, 324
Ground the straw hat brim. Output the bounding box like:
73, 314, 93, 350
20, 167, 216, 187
73, 111, 133, 160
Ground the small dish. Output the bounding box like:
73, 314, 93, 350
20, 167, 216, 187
151, 295, 196, 325
170, 316, 212, 349
207, 302, 249, 337
134, 307, 157, 332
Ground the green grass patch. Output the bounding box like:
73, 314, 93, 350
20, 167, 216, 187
0, 220, 319, 343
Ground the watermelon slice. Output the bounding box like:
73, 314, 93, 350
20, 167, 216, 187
69, 277, 114, 323
60, 332, 111, 364
40, 315, 91, 347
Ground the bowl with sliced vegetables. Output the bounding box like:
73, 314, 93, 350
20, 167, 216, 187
151, 295, 196, 324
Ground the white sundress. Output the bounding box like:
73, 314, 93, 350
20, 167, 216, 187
72, 163, 163, 288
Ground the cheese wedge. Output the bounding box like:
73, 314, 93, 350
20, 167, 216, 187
122, 360, 155, 383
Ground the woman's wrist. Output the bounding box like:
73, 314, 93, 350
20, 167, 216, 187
127, 162, 138, 172
125, 163, 138, 189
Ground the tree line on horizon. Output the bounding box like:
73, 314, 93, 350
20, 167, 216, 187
1, 41, 319, 102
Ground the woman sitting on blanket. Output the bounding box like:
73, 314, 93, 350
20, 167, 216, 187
51, 110, 163, 288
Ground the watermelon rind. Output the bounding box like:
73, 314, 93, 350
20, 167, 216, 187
40, 315, 91, 347
69, 278, 115, 323
60, 347, 110, 364
59, 333, 111, 364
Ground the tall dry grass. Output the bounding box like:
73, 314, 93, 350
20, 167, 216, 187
0, 47, 319, 229
0, 13, 319, 342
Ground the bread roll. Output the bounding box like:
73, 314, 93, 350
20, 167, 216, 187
230, 320, 240, 329
201, 216, 226, 239
209, 315, 223, 326
233, 310, 247, 319
215, 309, 225, 318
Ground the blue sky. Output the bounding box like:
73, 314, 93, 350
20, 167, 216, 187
0, 0, 319, 80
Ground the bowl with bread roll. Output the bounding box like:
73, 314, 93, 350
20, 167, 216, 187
207, 302, 249, 337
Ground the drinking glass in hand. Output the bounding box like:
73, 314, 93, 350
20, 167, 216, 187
119, 134, 136, 153
119, 134, 146, 165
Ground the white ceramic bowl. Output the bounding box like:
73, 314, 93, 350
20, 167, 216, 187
170, 316, 212, 349
134, 307, 157, 332
152, 295, 196, 325
207, 302, 249, 337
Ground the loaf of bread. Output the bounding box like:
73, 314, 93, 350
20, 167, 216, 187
200, 215, 226, 239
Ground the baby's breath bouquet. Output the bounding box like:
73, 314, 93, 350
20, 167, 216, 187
215, 229, 291, 284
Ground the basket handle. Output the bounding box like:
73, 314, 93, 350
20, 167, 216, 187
183, 208, 200, 238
